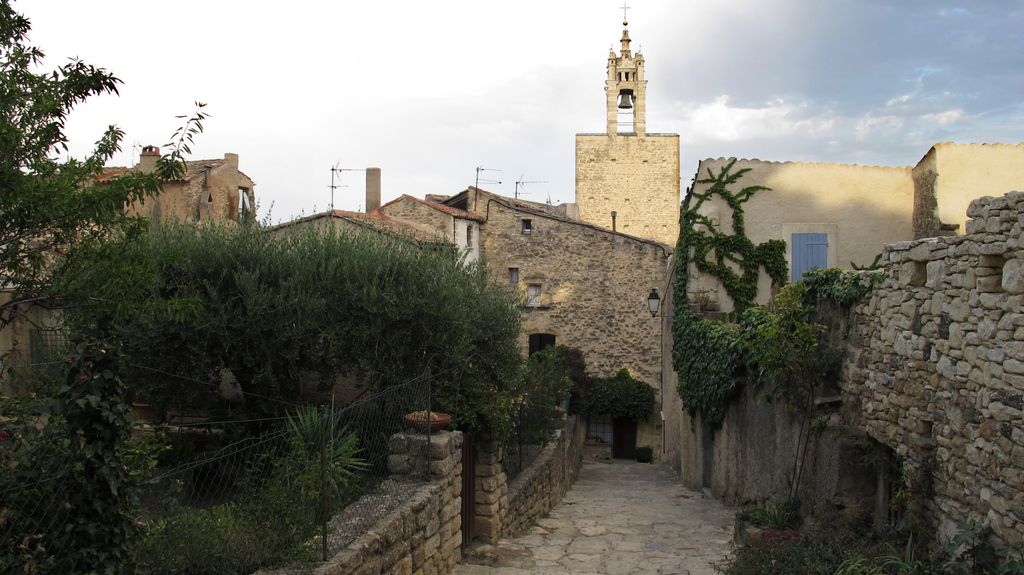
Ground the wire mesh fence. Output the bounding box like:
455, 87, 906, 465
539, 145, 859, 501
501, 393, 567, 480
1, 378, 432, 575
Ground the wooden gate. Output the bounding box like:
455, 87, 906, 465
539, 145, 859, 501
461, 432, 476, 547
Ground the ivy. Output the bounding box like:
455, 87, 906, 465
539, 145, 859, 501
799, 267, 881, 308
672, 307, 747, 427
672, 159, 788, 428
677, 158, 788, 313
587, 369, 655, 422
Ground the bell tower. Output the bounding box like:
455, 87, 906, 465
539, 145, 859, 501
574, 11, 681, 246
606, 19, 646, 135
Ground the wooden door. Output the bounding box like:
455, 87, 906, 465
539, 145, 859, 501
612, 417, 637, 459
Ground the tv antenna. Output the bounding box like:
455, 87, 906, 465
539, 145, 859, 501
514, 175, 548, 200
475, 166, 502, 189
329, 162, 363, 211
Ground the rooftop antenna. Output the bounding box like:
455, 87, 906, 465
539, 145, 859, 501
475, 166, 502, 189
514, 175, 548, 200
329, 162, 363, 211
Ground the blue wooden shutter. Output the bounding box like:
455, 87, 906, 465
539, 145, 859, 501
791, 233, 828, 281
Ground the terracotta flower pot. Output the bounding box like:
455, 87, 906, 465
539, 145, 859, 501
403, 410, 452, 433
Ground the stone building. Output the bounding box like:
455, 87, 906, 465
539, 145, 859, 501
574, 17, 681, 247
1, 146, 257, 393
105, 145, 257, 224
686, 143, 1024, 312
377, 194, 483, 263
381, 185, 672, 461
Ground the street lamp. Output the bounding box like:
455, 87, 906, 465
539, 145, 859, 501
647, 288, 661, 318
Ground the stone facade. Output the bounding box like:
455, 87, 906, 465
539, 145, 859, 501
379, 195, 483, 262
842, 190, 1024, 547
122, 147, 256, 224
502, 415, 586, 537
480, 197, 671, 458
575, 134, 681, 246
314, 430, 464, 575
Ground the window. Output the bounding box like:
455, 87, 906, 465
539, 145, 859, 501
791, 233, 828, 281
526, 283, 541, 306
238, 187, 251, 221
587, 415, 613, 444
508, 267, 519, 284
466, 224, 473, 246
521, 219, 532, 235
528, 333, 556, 355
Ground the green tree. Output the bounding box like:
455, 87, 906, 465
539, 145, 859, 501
0, 0, 204, 331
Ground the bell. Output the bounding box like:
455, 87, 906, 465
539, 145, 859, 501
617, 92, 633, 110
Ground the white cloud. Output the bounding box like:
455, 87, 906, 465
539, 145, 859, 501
675, 95, 836, 142
921, 109, 965, 126
854, 115, 904, 140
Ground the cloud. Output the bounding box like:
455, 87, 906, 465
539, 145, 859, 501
674, 96, 836, 142
921, 109, 965, 126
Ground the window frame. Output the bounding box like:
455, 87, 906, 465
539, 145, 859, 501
521, 219, 533, 235
526, 283, 541, 306
508, 267, 519, 284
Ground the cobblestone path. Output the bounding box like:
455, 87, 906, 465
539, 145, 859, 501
456, 461, 734, 575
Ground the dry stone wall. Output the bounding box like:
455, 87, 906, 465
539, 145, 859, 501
502, 415, 586, 537
843, 190, 1024, 547
313, 430, 463, 575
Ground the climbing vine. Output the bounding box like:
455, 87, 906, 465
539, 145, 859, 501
672, 159, 788, 428
677, 158, 788, 312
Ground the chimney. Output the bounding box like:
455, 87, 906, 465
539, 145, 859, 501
139, 145, 160, 173
224, 152, 239, 170
611, 210, 617, 232
365, 167, 381, 213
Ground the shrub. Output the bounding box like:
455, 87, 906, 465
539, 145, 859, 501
735, 500, 800, 530
61, 222, 524, 439
587, 369, 655, 422
635, 446, 653, 463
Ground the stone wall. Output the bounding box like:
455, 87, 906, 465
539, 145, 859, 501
313, 430, 463, 575
575, 133, 681, 246
665, 189, 1024, 548
472, 441, 508, 544
502, 415, 586, 537
379, 195, 454, 239
842, 190, 1024, 546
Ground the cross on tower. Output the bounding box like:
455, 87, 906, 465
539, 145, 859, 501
621, 0, 630, 23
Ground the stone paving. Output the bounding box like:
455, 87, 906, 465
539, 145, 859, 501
456, 461, 734, 575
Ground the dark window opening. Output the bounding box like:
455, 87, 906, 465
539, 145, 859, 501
509, 267, 519, 284
528, 333, 556, 355
522, 219, 532, 235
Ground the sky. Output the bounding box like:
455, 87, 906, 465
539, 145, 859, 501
18, 1, 1024, 223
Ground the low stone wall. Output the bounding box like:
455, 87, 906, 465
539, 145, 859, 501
314, 430, 463, 575
842, 191, 1024, 546
502, 415, 585, 537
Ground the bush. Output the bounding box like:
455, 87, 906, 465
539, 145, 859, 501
635, 446, 653, 463
735, 500, 800, 530
61, 222, 524, 438
587, 369, 655, 422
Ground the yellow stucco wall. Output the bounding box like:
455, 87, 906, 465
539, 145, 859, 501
931, 143, 1024, 235
575, 134, 680, 246
689, 158, 914, 311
